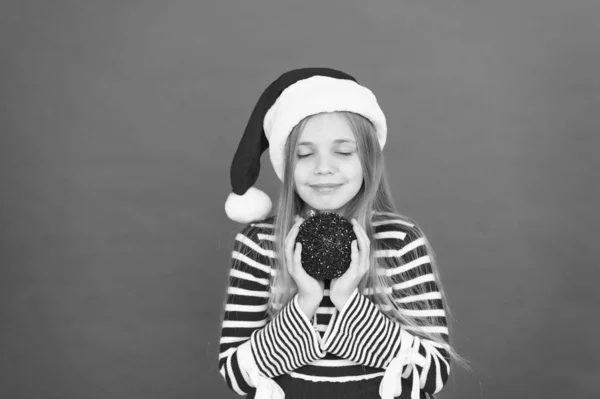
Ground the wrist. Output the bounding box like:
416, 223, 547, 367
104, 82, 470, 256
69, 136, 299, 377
297, 294, 321, 319
331, 296, 345, 311
331, 292, 352, 311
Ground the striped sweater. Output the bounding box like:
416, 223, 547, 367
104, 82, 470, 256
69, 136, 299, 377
218, 213, 451, 398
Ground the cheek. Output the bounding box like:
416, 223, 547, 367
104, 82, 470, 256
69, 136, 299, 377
347, 160, 363, 180
292, 164, 303, 183
294, 162, 313, 181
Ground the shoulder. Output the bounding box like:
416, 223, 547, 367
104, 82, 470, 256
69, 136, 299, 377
371, 211, 428, 247
235, 215, 277, 248
371, 212, 434, 266
372, 211, 419, 234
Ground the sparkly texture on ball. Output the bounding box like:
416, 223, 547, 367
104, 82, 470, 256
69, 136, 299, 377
295, 212, 357, 280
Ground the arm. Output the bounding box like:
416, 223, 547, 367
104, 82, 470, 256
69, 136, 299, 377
321, 222, 450, 396
218, 223, 325, 396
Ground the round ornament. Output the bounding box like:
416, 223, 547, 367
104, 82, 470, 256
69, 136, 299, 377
295, 211, 357, 280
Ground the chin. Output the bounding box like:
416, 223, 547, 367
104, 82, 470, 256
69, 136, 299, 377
304, 199, 348, 214
298, 187, 359, 214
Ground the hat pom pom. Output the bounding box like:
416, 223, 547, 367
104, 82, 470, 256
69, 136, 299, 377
225, 187, 273, 223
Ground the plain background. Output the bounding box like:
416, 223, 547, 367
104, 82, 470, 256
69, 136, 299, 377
1, 1, 599, 398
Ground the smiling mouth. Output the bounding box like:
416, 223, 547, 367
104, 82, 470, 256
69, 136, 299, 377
311, 184, 342, 192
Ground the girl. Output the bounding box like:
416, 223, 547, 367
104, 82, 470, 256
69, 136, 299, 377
218, 68, 469, 398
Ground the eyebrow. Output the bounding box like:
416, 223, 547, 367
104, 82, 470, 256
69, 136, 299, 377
298, 139, 356, 146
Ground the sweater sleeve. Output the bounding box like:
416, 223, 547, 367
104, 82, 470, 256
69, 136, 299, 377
218, 223, 325, 396
320, 221, 451, 396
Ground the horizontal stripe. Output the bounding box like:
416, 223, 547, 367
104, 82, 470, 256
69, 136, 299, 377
401, 309, 446, 317
287, 370, 385, 382
374, 230, 407, 240
219, 336, 249, 344
225, 303, 268, 312
375, 237, 426, 259
235, 233, 272, 257
251, 223, 274, 229
258, 233, 275, 241
363, 286, 393, 295
404, 325, 449, 335
227, 287, 270, 297
397, 292, 442, 303
381, 255, 431, 277
222, 319, 267, 328
231, 252, 272, 274
372, 218, 415, 228
392, 273, 435, 291
316, 307, 336, 315
310, 358, 357, 367
229, 269, 270, 286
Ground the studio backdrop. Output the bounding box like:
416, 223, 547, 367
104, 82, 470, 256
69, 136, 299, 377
1, 1, 599, 398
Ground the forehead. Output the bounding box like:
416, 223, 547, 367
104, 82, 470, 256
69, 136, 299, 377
298, 113, 355, 144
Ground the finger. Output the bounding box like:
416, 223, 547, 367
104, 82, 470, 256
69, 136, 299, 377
294, 242, 302, 269
358, 241, 370, 275
285, 219, 304, 260
351, 226, 368, 274
289, 218, 305, 253
352, 221, 371, 272
352, 240, 367, 276
348, 240, 358, 273
288, 242, 301, 276
351, 239, 358, 258
352, 219, 370, 251
286, 243, 296, 274
285, 230, 295, 264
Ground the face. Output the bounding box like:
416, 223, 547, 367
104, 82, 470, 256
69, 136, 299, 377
293, 113, 363, 215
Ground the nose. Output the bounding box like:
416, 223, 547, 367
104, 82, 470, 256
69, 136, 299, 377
314, 154, 336, 175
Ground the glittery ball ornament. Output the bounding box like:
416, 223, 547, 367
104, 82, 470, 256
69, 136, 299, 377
295, 212, 357, 280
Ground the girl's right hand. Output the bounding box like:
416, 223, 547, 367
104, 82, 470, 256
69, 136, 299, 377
285, 216, 325, 306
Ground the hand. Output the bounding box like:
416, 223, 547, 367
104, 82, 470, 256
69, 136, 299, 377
330, 218, 371, 310
285, 216, 325, 316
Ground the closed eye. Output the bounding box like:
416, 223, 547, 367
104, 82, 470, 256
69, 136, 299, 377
297, 151, 355, 159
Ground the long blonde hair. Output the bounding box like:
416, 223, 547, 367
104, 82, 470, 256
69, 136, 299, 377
266, 111, 471, 372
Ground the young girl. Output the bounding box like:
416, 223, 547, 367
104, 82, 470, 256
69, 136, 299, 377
218, 68, 468, 398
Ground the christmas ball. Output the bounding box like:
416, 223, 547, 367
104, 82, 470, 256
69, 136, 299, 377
295, 212, 357, 280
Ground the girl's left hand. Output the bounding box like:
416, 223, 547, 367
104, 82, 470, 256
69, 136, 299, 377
330, 219, 371, 310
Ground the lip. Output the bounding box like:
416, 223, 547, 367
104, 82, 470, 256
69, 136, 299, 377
310, 184, 342, 188
310, 183, 342, 193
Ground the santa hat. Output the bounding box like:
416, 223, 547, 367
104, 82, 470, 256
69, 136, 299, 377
225, 67, 387, 223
